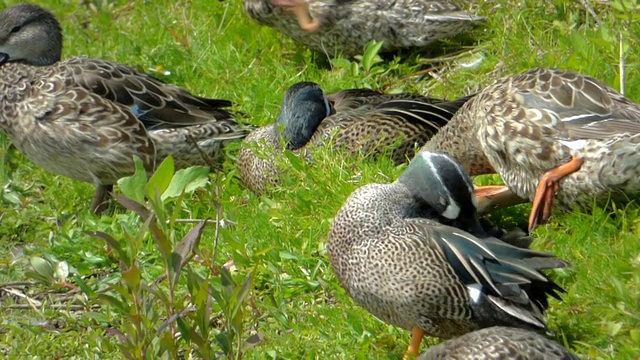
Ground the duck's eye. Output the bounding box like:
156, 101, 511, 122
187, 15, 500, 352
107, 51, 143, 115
10, 26, 21, 33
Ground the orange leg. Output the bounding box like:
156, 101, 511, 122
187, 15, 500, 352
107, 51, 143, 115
403, 327, 425, 360
474, 185, 528, 214
272, 0, 321, 32
528, 156, 584, 232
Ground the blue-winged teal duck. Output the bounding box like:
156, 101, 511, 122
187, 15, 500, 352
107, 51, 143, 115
418, 326, 579, 360
0, 4, 252, 213
327, 151, 570, 358
237, 82, 469, 194
422, 68, 640, 231
243, 0, 484, 57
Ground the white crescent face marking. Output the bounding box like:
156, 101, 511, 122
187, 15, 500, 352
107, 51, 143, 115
420, 152, 461, 220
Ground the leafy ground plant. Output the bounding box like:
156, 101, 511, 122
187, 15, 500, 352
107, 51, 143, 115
1, 0, 640, 359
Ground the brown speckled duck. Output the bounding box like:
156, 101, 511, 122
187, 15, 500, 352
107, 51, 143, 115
422, 68, 640, 231
243, 0, 485, 57
418, 326, 579, 360
237, 82, 468, 194
0, 4, 252, 213
327, 151, 570, 358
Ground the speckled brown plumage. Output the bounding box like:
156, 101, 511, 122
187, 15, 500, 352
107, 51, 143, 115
0, 5, 252, 212
237, 82, 468, 194
422, 67, 640, 216
243, 0, 485, 57
418, 326, 579, 360
327, 151, 570, 351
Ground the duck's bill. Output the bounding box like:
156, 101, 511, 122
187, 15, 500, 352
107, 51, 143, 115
474, 185, 528, 214
0, 53, 9, 65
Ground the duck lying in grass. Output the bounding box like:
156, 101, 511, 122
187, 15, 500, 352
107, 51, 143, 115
243, 0, 485, 57
327, 151, 570, 359
422, 68, 640, 231
237, 81, 469, 194
418, 326, 579, 360
0, 4, 253, 214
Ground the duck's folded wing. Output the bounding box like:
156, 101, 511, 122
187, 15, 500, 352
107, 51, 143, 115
514, 68, 640, 139
411, 220, 569, 299
61, 58, 236, 128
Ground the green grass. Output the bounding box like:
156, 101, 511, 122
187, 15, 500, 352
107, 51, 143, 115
1, 0, 640, 358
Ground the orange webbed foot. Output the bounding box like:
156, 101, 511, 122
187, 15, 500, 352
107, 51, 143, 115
528, 156, 584, 232
272, 0, 321, 32
474, 185, 528, 214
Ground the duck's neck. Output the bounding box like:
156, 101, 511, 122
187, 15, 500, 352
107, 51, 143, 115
421, 111, 493, 176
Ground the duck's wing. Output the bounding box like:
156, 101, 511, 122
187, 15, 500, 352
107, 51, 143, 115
59, 57, 238, 129
326, 87, 456, 112
373, 95, 473, 131
33, 77, 157, 178
408, 219, 569, 329
513, 68, 640, 139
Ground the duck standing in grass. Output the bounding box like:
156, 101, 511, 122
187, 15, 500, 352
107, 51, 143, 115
243, 0, 485, 57
418, 326, 579, 360
0, 4, 252, 214
237, 81, 469, 194
327, 151, 570, 359
422, 68, 640, 231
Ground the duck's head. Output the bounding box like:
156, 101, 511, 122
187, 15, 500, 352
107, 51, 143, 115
399, 151, 478, 221
276, 81, 333, 150
0, 4, 62, 66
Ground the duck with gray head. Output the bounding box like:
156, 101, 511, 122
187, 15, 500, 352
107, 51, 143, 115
243, 0, 485, 57
327, 151, 570, 359
236, 81, 469, 194
418, 326, 579, 360
0, 4, 253, 214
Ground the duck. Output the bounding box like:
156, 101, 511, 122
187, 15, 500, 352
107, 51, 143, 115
418, 326, 579, 360
237, 81, 469, 194
327, 150, 570, 359
0, 4, 253, 214
421, 67, 640, 231
243, 0, 485, 57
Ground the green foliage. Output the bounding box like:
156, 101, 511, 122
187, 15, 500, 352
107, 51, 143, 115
1, 0, 640, 359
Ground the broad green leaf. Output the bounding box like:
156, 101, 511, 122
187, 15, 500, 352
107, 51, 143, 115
231, 270, 254, 324
171, 220, 208, 287
30, 257, 54, 283
2, 190, 22, 206
279, 251, 298, 261
162, 165, 210, 200
148, 217, 172, 265
117, 156, 147, 203
177, 317, 206, 349
361, 40, 384, 73
122, 261, 141, 290
112, 194, 152, 221
146, 155, 175, 201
